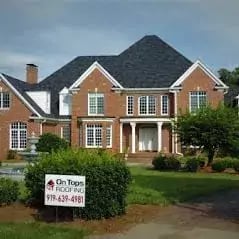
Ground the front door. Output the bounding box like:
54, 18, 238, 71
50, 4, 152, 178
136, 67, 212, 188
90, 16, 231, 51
139, 128, 157, 151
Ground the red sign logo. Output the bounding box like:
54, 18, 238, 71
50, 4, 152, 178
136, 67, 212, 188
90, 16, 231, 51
47, 180, 55, 190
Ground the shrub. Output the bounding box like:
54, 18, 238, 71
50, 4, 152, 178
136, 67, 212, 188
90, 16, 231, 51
181, 156, 206, 172
185, 157, 200, 172
233, 160, 239, 172
152, 154, 181, 171
0, 178, 19, 205
25, 148, 131, 220
211, 160, 228, 172
6, 150, 22, 160
36, 133, 69, 153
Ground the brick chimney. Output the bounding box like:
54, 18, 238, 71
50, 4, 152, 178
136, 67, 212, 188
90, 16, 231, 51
26, 64, 38, 84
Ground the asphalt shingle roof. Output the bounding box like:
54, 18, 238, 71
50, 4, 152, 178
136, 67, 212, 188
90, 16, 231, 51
1, 35, 194, 117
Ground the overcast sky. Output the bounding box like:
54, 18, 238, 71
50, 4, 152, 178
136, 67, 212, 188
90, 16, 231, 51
0, 0, 238, 81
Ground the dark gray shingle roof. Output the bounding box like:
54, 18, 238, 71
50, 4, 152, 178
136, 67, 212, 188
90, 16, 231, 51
2, 35, 193, 117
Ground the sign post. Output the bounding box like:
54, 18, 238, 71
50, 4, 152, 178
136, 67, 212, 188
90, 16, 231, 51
44, 174, 85, 221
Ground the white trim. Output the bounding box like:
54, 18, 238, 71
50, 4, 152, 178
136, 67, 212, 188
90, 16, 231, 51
126, 95, 134, 116
29, 116, 71, 122
161, 95, 169, 116
138, 95, 156, 116
170, 60, 228, 89
9, 122, 27, 150
85, 124, 103, 148
120, 118, 171, 123
114, 88, 170, 91
120, 123, 123, 153
0, 74, 41, 117
106, 125, 112, 148
189, 91, 207, 113
80, 118, 114, 122
88, 92, 104, 116
69, 61, 123, 90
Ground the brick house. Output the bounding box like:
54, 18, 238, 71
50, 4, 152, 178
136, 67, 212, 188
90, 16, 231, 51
0, 35, 228, 160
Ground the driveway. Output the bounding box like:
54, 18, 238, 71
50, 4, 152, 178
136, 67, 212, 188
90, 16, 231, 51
89, 190, 239, 239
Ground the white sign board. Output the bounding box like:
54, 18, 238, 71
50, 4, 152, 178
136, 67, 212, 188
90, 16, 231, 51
44, 174, 85, 207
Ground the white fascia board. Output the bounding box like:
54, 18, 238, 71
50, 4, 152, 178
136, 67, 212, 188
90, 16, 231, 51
170, 60, 229, 89
69, 61, 123, 90
113, 87, 170, 92
29, 116, 71, 122
59, 87, 69, 94
0, 73, 41, 117
120, 118, 172, 123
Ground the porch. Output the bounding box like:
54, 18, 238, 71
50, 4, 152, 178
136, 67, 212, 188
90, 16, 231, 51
119, 118, 173, 154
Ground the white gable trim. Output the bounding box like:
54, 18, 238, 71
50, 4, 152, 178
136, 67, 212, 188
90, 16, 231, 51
69, 61, 123, 90
0, 74, 41, 117
170, 60, 228, 89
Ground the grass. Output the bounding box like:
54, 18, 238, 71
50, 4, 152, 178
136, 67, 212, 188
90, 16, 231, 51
128, 166, 239, 205
0, 222, 86, 239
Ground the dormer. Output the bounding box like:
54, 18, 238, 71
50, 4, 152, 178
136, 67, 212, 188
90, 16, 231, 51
59, 87, 72, 115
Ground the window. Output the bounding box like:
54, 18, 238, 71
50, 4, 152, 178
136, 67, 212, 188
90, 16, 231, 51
106, 126, 112, 148
190, 91, 207, 113
61, 126, 71, 142
127, 96, 134, 115
10, 122, 27, 150
139, 96, 156, 115
88, 93, 104, 115
86, 124, 102, 147
161, 95, 169, 115
0, 92, 10, 109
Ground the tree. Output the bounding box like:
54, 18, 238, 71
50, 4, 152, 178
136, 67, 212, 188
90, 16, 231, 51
218, 67, 239, 86
175, 105, 239, 166
36, 133, 69, 153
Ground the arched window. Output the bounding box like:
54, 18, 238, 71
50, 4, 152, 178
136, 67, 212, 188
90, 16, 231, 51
10, 122, 27, 150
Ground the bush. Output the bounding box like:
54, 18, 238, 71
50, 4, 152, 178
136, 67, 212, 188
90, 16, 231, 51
0, 178, 19, 205
185, 157, 206, 172
233, 160, 239, 172
36, 133, 69, 153
152, 154, 181, 171
211, 160, 228, 172
6, 150, 22, 160
25, 148, 131, 220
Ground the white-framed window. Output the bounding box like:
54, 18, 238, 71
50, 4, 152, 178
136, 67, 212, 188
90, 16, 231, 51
106, 125, 112, 148
127, 96, 134, 115
10, 122, 27, 150
190, 91, 207, 113
161, 95, 169, 115
88, 93, 104, 115
86, 124, 102, 147
139, 96, 156, 115
0, 92, 10, 109
61, 126, 71, 142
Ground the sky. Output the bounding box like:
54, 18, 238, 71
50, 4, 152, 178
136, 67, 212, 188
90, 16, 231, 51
0, 0, 239, 81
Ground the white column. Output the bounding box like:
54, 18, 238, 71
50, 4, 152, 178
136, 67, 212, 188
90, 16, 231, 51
157, 122, 163, 152
130, 122, 136, 153
120, 122, 123, 153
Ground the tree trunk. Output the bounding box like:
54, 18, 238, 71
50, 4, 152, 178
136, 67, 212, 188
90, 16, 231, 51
207, 149, 215, 166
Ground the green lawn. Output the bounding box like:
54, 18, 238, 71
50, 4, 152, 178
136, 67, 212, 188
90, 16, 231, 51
128, 166, 239, 205
0, 223, 86, 239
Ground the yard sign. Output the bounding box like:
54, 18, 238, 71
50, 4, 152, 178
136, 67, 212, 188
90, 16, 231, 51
44, 174, 85, 207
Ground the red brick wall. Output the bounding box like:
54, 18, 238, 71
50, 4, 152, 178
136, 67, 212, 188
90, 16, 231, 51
0, 79, 40, 160
177, 66, 224, 114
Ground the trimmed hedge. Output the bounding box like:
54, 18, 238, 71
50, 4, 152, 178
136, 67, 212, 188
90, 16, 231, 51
184, 157, 206, 172
36, 133, 69, 153
152, 154, 181, 171
25, 148, 131, 220
211, 160, 228, 172
0, 178, 19, 205
233, 160, 239, 172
